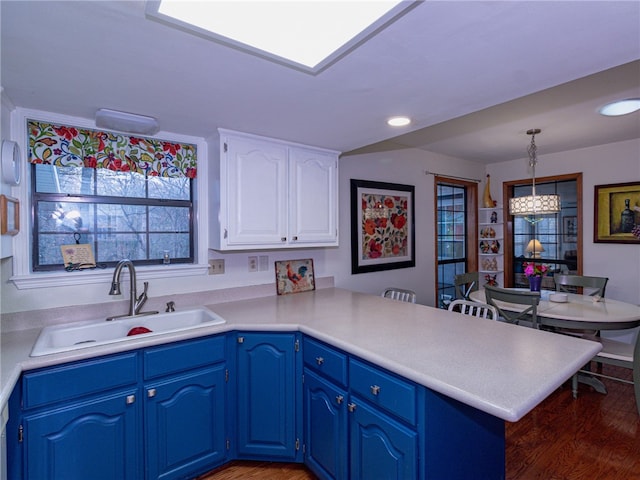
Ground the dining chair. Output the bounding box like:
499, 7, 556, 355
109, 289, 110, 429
483, 285, 541, 328
572, 332, 640, 415
381, 287, 417, 303
454, 272, 479, 300
448, 299, 498, 320
554, 274, 608, 297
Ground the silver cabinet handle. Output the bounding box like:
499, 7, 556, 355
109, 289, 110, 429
336, 395, 344, 405
347, 402, 356, 413
126, 394, 135, 405
237, 336, 244, 344
370, 385, 381, 396
292, 236, 298, 241
281, 237, 287, 242
147, 388, 156, 398
316, 356, 324, 365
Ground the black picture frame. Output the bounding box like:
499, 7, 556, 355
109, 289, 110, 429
350, 179, 415, 274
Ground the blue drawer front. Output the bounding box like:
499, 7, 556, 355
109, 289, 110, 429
144, 335, 225, 380
349, 358, 417, 425
303, 336, 348, 387
23, 352, 138, 409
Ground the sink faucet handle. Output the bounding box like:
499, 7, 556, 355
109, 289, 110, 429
166, 301, 176, 313
134, 281, 149, 314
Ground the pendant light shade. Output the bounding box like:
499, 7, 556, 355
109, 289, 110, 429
509, 129, 560, 217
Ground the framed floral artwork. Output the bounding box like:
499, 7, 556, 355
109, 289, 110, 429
594, 182, 640, 244
350, 179, 415, 274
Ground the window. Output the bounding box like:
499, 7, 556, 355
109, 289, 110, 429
28, 119, 197, 272
435, 178, 477, 308
505, 174, 581, 287
32, 165, 193, 271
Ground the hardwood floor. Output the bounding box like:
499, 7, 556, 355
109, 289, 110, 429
198, 364, 639, 480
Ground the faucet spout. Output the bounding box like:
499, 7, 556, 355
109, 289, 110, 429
107, 260, 158, 321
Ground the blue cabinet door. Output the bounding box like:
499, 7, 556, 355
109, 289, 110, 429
23, 389, 141, 480
236, 332, 300, 460
145, 365, 227, 480
303, 369, 348, 480
349, 397, 418, 480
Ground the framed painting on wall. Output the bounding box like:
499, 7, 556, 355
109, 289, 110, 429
350, 179, 415, 274
275, 258, 316, 295
563, 215, 577, 243
594, 182, 640, 244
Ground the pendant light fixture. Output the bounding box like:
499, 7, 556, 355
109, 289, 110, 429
509, 128, 560, 220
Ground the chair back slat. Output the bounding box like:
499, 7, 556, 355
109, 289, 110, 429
381, 288, 417, 303
454, 272, 479, 300
448, 299, 498, 320
554, 274, 608, 297
483, 285, 541, 328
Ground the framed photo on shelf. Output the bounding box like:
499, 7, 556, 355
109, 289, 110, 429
594, 182, 640, 244
563, 215, 577, 243
0, 194, 19, 235
350, 179, 415, 274
275, 258, 316, 295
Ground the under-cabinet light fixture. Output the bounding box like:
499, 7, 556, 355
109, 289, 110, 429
95, 109, 159, 135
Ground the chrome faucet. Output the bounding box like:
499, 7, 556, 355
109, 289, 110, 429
107, 259, 158, 321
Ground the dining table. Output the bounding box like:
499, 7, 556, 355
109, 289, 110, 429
469, 287, 640, 395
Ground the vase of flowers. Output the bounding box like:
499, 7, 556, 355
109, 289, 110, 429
523, 262, 548, 292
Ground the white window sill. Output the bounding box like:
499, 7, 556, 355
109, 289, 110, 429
10, 264, 209, 290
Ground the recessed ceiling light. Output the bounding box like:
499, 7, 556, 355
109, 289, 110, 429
598, 98, 640, 116
387, 116, 411, 127
147, 1, 419, 74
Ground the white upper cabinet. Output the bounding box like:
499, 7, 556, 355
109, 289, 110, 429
211, 129, 339, 250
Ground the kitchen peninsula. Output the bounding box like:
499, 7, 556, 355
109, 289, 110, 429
1, 288, 601, 479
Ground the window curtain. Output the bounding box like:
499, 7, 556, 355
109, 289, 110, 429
28, 120, 197, 178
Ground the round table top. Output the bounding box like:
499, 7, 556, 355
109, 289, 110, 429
470, 288, 640, 330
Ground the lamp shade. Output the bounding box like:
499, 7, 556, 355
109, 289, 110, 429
509, 194, 560, 216
525, 239, 545, 258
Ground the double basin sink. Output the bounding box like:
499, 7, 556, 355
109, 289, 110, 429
30, 308, 226, 357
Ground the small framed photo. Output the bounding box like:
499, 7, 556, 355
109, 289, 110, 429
60, 244, 96, 269
275, 259, 316, 295
563, 215, 577, 243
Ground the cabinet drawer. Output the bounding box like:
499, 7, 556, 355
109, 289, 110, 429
303, 337, 347, 387
23, 352, 138, 409
349, 358, 417, 425
144, 335, 225, 380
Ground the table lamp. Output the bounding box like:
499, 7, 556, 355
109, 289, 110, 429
526, 239, 544, 258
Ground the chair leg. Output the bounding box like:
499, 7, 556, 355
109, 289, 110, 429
572, 374, 578, 399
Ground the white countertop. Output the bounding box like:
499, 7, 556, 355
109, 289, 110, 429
0, 288, 601, 422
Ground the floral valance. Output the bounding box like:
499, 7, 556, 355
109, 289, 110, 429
28, 120, 197, 178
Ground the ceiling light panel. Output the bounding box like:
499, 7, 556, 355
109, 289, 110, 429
147, 0, 420, 74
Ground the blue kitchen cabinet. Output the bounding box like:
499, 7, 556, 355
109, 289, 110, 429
235, 332, 302, 461
19, 352, 141, 480
144, 335, 228, 480
302, 337, 419, 480
303, 369, 348, 479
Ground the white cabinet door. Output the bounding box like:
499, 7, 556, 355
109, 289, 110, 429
225, 136, 288, 246
289, 147, 338, 246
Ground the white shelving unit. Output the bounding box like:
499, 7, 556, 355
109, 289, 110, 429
479, 206, 504, 287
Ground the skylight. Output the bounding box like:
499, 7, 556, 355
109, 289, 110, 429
146, 0, 420, 74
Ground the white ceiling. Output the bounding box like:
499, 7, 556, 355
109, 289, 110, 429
2, 1, 639, 164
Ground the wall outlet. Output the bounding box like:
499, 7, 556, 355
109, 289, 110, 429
259, 255, 269, 271
248, 256, 258, 272
209, 259, 225, 275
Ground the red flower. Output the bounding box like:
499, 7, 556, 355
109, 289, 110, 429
185, 167, 197, 179
377, 217, 388, 229
83, 156, 97, 168
367, 239, 383, 258
163, 142, 180, 156
129, 137, 141, 145
364, 218, 377, 235
392, 244, 401, 255
391, 213, 406, 230
384, 197, 395, 209
53, 126, 78, 140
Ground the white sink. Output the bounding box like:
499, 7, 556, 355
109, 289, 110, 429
30, 308, 226, 357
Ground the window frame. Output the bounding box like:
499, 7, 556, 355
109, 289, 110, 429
9, 107, 209, 290
503, 172, 583, 287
